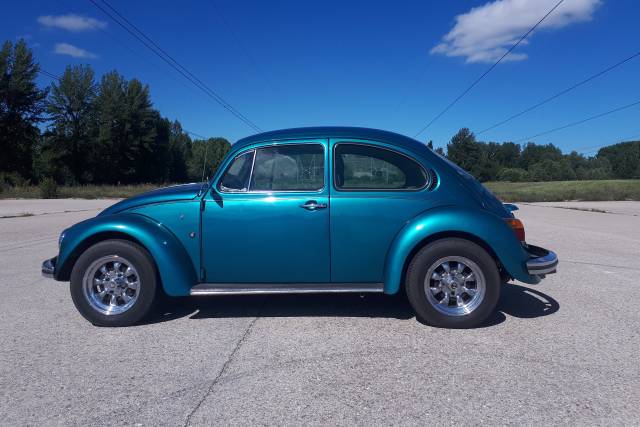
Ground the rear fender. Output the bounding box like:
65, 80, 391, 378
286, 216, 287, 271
56, 213, 197, 296
383, 206, 534, 294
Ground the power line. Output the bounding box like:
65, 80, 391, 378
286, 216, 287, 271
38, 67, 206, 139
209, 0, 275, 92
478, 50, 640, 135
62, 2, 217, 101
88, 0, 262, 133
575, 131, 640, 155
92, 0, 261, 132
392, 61, 431, 118
185, 130, 207, 139
513, 99, 640, 143
93, 22, 195, 94
414, 0, 565, 138
39, 68, 61, 80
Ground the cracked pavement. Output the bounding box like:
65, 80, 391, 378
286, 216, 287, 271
0, 199, 639, 425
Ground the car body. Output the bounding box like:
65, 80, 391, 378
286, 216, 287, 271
42, 127, 557, 328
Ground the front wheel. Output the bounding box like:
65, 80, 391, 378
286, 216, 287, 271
405, 238, 500, 328
70, 239, 158, 327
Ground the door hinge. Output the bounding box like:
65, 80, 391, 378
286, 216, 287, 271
200, 267, 206, 281
200, 198, 206, 211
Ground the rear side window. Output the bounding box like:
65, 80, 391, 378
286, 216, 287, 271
219, 150, 254, 192
250, 144, 324, 191
334, 144, 427, 190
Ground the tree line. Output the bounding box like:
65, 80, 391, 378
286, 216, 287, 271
440, 128, 639, 182
1, 39, 639, 189
1, 39, 230, 189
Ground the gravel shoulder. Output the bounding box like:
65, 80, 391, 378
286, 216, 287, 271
0, 199, 116, 217
529, 200, 640, 216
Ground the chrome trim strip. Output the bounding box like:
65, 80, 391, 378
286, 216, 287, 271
528, 265, 557, 275
526, 249, 558, 275
190, 282, 384, 296
247, 148, 257, 191
529, 259, 558, 268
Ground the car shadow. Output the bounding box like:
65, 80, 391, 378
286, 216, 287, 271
145, 283, 559, 327
468, 283, 560, 328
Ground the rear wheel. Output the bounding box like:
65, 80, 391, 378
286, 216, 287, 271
70, 239, 158, 327
405, 238, 500, 328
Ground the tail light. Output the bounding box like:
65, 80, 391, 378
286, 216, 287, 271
505, 218, 525, 242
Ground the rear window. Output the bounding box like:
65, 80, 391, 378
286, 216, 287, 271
334, 144, 428, 190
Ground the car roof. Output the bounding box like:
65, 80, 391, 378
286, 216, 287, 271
233, 126, 430, 154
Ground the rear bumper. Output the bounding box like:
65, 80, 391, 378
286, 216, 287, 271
42, 256, 57, 279
526, 245, 558, 276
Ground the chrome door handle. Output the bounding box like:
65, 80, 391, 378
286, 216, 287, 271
300, 200, 327, 211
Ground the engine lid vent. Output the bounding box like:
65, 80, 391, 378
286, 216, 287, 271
427, 168, 439, 191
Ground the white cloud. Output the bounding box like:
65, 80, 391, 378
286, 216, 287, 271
431, 0, 601, 63
54, 43, 98, 59
38, 14, 107, 32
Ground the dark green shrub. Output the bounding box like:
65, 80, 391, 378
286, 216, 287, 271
39, 178, 58, 198
497, 168, 529, 182
528, 159, 576, 181
0, 172, 29, 187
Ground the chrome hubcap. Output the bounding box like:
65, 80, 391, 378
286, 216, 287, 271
424, 256, 486, 316
82, 255, 140, 315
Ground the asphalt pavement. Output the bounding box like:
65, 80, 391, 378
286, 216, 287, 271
0, 199, 638, 426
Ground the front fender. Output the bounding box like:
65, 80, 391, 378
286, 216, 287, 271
56, 213, 197, 296
383, 206, 535, 294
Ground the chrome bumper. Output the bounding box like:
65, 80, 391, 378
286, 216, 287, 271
42, 257, 56, 279
526, 245, 558, 276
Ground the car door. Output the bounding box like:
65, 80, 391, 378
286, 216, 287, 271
329, 139, 435, 283
201, 140, 330, 283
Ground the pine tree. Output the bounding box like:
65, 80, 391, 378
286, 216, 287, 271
45, 65, 97, 183
0, 39, 46, 180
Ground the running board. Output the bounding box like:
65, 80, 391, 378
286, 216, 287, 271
190, 282, 384, 296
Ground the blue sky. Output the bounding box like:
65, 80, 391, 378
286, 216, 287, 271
3, 0, 639, 153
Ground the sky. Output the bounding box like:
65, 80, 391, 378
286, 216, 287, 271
3, 0, 639, 153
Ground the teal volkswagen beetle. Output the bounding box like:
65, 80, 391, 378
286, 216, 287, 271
42, 127, 557, 328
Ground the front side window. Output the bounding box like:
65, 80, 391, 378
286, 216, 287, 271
334, 143, 427, 190
250, 144, 324, 191
219, 150, 254, 192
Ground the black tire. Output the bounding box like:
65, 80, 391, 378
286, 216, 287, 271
405, 238, 500, 329
70, 239, 158, 327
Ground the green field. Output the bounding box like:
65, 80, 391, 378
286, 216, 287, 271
1, 180, 640, 202
485, 180, 640, 202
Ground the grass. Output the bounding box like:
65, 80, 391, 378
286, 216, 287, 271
1, 180, 639, 202
484, 180, 640, 202
0, 184, 161, 199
